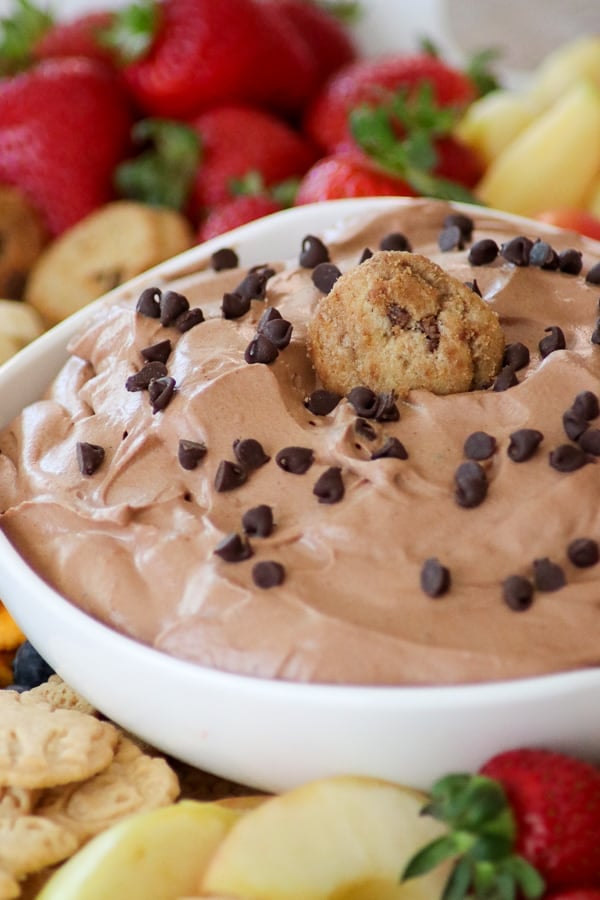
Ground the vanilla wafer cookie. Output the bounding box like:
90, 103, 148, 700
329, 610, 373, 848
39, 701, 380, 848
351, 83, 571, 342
0, 786, 37, 820
0, 691, 118, 789
23, 676, 96, 717
0, 816, 78, 881
36, 735, 180, 844
0, 186, 48, 301
0, 867, 19, 900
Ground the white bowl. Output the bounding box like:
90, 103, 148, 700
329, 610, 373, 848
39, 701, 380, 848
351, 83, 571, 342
1, 198, 599, 793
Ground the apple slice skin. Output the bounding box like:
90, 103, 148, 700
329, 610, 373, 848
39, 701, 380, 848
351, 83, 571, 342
37, 800, 240, 900
202, 775, 450, 900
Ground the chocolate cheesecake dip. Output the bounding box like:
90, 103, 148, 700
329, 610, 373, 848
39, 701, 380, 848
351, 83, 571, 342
1, 198, 600, 686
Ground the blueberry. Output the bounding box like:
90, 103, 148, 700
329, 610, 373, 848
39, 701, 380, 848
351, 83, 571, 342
11, 640, 54, 690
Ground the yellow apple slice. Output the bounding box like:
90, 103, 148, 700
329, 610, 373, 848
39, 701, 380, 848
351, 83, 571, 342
586, 173, 600, 219
37, 800, 240, 900
477, 80, 600, 216
455, 89, 535, 165
528, 35, 600, 111
201, 775, 450, 900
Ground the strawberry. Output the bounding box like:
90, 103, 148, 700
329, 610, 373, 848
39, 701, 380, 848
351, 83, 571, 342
264, 0, 357, 87
546, 892, 600, 900
198, 194, 283, 242
0, 57, 133, 235
401, 748, 600, 898
33, 10, 117, 67
304, 53, 477, 153
295, 152, 416, 204
188, 104, 318, 213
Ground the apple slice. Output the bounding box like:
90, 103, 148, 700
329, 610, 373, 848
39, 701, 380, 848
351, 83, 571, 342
36, 800, 240, 900
455, 89, 535, 165
477, 80, 600, 216
201, 775, 450, 900
528, 35, 600, 111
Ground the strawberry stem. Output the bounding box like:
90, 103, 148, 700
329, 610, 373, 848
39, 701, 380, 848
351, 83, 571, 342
349, 83, 480, 203
400, 774, 546, 900
115, 119, 200, 210
99, 0, 160, 64
0, 0, 53, 74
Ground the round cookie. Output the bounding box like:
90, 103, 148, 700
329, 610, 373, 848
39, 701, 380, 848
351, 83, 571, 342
307, 250, 505, 397
0, 186, 48, 300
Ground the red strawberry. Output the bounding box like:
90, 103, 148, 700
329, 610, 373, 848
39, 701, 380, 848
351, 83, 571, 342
198, 194, 283, 241
295, 153, 417, 204
33, 11, 117, 67
0, 57, 133, 235
401, 748, 600, 898
189, 104, 318, 212
434, 135, 485, 189
304, 53, 477, 153
546, 892, 600, 899
264, 0, 357, 87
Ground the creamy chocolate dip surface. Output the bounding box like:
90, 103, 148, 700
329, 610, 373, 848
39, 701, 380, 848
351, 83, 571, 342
1, 199, 600, 686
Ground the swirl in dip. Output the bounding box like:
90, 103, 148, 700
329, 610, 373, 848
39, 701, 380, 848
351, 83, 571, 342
1, 199, 600, 685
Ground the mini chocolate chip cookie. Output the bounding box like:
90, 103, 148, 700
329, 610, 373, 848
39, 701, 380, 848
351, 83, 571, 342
307, 251, 505, 396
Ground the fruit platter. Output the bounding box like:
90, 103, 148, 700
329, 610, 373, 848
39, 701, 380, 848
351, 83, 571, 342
0, 1, 600, 898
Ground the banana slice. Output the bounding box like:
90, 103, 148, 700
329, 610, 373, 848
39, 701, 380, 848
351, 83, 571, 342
25, 201, 195, 326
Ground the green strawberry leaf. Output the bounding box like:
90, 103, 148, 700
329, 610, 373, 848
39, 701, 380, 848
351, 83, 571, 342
0, 0, 53, 74
465, 47, 503, 97
349, 85, 480, 204
115, 119, 200, 210
320, 1, 362, 25
99, 0, 160, 64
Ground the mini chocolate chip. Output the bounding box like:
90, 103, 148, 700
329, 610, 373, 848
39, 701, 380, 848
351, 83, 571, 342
233, 438, 270, 469
235, 268, 273, 300
502, 342, 530, 371
592, 320, 600, 345
312, 262, 341, 293
567, 537, 599, 568
375, 392, 400, 422
211, 247, 238, 271
371, 437, 408, 460
160, 290, 189, 326
355, 418, 377, 441
539, 325, 565, 358
420, 558, 450, 598
586, 261, 600, 284
530, 240, 559, 269
500, 235, 533, 266
468, 238, 499, 266
257, 306, 281, 330
222, 291, 250, 319
125, 361, 168, 392
464, 279, 482, 296
76, 441, 105, 476
419, 314, 440, 351
387, 304, 411, 328
560, 249, 583, 275
214, 460, 247, 491
533, 557, 566, 592
304, 389, 341, 416
562, 408, 588, 441
438, 224, 464, 252
299, 234, 330, 268
244, 334, 278, 365
572, 390, 599, 420
242, 504, 274, 537
136, 286, 161, 318
214, 533, 252, 562
347, 386, 379, 418
508, 429, 543, 462
261, 318, 293, 349
141, 340, 172, 365
454, 461, 488, 508
148, 375, 176, 413
176, 308, 204, 332
492, 366, 519, 392
275, 446, 314, 474
463, 431, 496, 460
502, 575, 534, 611
578, 428, 600, 455
358, 247, 373, 263
178, 439, 207, 470
549, 443, 588, 472
252, 560, 285, 588
313, 466, 344, 503
379, 232, 411, 251
443, 212, 474, 240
